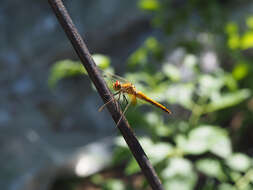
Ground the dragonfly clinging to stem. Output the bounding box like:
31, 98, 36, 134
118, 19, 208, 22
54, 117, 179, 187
99, 70, 172, 126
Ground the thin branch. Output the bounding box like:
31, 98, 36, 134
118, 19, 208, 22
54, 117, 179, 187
48, 1, 164, 189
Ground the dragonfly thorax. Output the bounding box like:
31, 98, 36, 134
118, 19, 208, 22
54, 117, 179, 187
113, 80, 137, 95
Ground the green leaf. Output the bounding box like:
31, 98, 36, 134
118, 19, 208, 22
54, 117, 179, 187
163, 64, 181, 82
48, 59, 86, 88
125, 137, 173, 175
92, 54, 111, 69
162, 158, 194, 178
225, 22, 238, 35
177, 125, 232, 157
162, 158, 197, 190
230, 171, 242, 181
91, 174, 104, 185
48, 55, 110, 88
226, 153, 252, 172
145, 37, 160, 51
198, 74, 224, 97
127, 37, 161, 69
102, 179, 125, 190
225, 22, 240, 49
144, 112, 172, 137
139, 137, 174, 164
218, 183, 236, 190
246, 16, 253, 29
145, 112, 160, 126
138, 0, 160, 11
227, 34, 240, 49
166, 83, 195, 110
175, 134, 209, 155
183, 54, 198, 70
196, 158, 227, 181
241, 31, 253, 50
115, 137, 128, 148
128, 47, 147, 68
206, 89, 251, 113
209, 133, 232, 158
164, 178, 196, 190
224, 73, 238, 91
125, 157, 140, 175
112, 146, 131, 165
148, 143, 174, 164
232, 62, 249, 80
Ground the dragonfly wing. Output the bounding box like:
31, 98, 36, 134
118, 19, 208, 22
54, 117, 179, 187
99, 68, 129, 83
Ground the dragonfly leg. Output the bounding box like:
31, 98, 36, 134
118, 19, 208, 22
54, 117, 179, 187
113, 91, 120, 96
98, 91, 120, 112
122, 94, 128, 110
116, 100, 131, 127
117, 92, 124, 110
117, 92, 121, 101
101, 91, 120, 96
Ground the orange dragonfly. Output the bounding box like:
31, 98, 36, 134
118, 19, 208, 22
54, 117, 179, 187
99, 71, 172, 125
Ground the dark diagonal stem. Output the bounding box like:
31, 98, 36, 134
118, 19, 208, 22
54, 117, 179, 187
48, 1, 164, 189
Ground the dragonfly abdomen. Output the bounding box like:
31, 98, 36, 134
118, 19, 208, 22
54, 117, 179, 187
136, 91, 171, 114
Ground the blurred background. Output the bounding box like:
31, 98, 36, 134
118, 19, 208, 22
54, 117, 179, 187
1, 0, 253, 190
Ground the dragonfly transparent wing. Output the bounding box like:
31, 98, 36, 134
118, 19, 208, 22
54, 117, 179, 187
99, 68, 129, 83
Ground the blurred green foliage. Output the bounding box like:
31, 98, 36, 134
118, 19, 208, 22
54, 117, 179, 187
49, 0, 253, 189
226, 17, 253, 50
48, 54, 111, 88
111, 52, 252, 189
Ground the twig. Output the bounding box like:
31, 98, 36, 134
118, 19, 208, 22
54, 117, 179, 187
48, 1, 164, 189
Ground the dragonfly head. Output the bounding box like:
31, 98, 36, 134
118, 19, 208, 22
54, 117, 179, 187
113, 80, 121, 91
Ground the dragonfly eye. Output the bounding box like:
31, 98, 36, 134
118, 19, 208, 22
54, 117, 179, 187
113, 80, 121, 91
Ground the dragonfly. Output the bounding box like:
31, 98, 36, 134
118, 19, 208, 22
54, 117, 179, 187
99, 70, 172, 125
